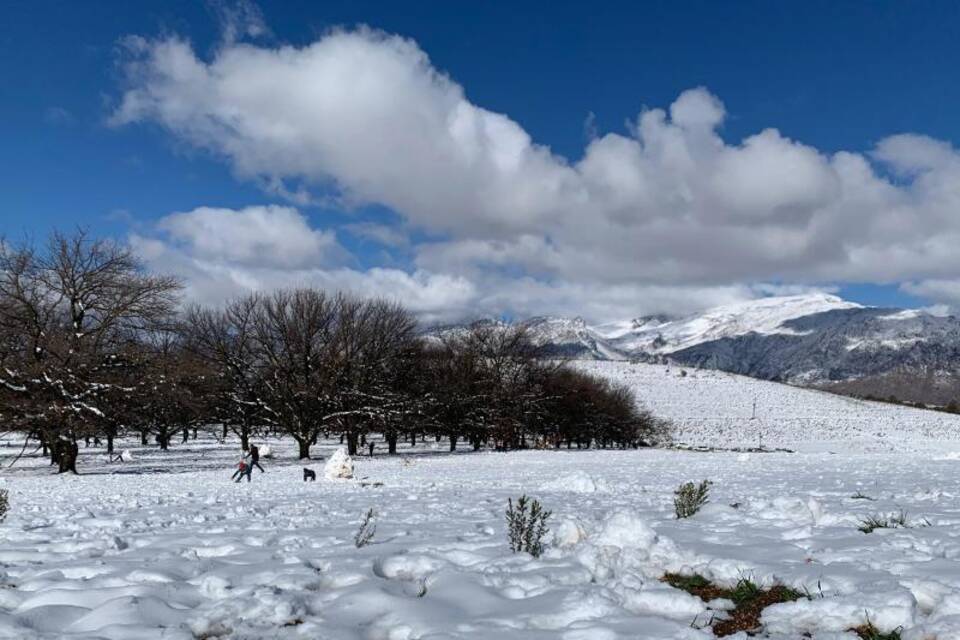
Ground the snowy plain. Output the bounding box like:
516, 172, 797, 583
1, 362, 960, 639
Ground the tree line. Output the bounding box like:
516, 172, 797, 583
0, 231, 665, 470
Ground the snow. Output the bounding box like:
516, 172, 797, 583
599, 293, 862, 354
2, 361, 960, 637
578, 359, 960, 453
324, 447, 354, 480
444, 293, 866, 360
2, 437, 960, 638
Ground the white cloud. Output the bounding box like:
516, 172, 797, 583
343, 222, 410, 248
111, 25, 960, 318
154, 205, 346, 269
133, 206, 475, 323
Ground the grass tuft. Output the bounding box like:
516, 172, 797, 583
662, 572, 808, 637
857, 510, 917, 534
851, 618, 902, 640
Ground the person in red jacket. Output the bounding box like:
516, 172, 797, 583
231, 459, 252, 482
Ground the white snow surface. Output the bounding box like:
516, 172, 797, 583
579, 359, 960, 453
598, 293, 861, 354
2, 362, 960, 638
1, 436, 960, 639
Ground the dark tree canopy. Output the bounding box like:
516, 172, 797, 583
0, 230, 667, 471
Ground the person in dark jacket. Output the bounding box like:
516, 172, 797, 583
249, 444, 265, 473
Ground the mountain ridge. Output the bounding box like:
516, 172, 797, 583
432, 293, 960, 405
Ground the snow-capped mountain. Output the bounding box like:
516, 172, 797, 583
436, 293, 960, 404
596, 293, 862, 355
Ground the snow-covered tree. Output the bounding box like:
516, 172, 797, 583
0, 231, 180, 470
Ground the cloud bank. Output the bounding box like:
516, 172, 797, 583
112, 26, 960, 321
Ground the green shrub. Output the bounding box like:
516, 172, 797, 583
674, 480, 711, 519
506, 495, 552, 558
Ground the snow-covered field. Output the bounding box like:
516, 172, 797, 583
2, 364, 960, 638
579, 360, 960, 453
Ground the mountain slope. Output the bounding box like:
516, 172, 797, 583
598, 293, 861, 355
436, 293, 960, 404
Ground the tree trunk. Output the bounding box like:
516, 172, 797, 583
140, 429, 148, 445
107, 431, 115, 454
158, 431, 170, 450
449, 435, 458, 452
346, 431, 359, 456
297, 437, 311, 459
240, 428, 250, 452
386, 432, 398, 455
410, 432, 416, 447
182, 427, 189, 443
222, 423, 228, 441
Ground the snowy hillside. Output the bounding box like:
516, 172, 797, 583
441, 293, 960, 405
597, 292, 861, 354
579, 360, 960, 452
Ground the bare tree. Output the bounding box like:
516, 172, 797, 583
0, 230, 181, 471
184, 296, 267, 451
330, 298, 419, 455
252, 289, 338, 459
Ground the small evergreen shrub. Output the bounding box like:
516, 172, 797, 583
674, 480, 711, 519
354, 508, 377, 548
0, 489, 7, 522
506, 495, 552, 558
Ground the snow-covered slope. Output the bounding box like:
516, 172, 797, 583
521, 316, 624, 359
599, 293, 861, 354
579, 360, 960, 452
437, 294, 960, 403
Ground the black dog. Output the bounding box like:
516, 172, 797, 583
303, 468, 316, 482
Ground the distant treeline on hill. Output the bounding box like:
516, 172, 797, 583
0, 231, 666, 471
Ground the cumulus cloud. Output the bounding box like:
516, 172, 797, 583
111, 25, 960, 318
132, 206, 476, 323
154, 205, 346, 269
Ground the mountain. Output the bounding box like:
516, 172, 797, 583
433, 293, 960, 405
595, 293, 861, 355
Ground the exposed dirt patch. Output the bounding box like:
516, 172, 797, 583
662, 573, 806, 637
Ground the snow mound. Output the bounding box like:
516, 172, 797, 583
323, 448, 353, 480
542, 471, 610, 493
591, 509, 658, 550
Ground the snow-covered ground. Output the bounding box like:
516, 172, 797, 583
2, 364, 960, 638
2, 438, 960, 639
579, 360, 960, 453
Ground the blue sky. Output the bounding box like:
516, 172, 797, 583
3, 1, 959, 319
